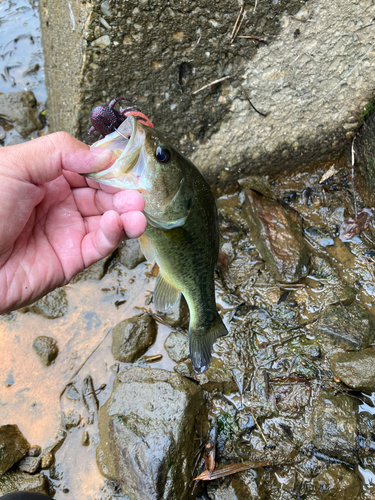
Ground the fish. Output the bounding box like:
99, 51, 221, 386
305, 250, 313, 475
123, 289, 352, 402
85, 114, 228, 373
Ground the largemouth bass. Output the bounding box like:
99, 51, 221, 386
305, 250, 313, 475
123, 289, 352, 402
86, 115, 228, 373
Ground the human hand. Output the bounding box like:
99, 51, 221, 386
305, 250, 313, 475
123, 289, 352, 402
0, 132, 147, 314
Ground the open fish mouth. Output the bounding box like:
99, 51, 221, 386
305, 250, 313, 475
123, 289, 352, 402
84, 114, 147, 190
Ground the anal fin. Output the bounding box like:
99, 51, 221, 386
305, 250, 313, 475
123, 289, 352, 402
154, 273, 180, 313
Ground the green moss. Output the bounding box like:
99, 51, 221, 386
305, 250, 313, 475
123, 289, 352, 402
217, 412, 239, 438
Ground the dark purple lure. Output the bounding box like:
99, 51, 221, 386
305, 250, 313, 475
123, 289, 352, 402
88, 97, 153, 140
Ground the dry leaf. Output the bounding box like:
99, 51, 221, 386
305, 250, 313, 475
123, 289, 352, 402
319, 165, 337, 184
339, 208, 374, 241
194, 461, 272, 481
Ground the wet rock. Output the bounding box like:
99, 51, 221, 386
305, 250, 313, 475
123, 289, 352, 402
165, 331, 189, 363
304, 227, 335, 247
329, 347, 375, 391
27, 445, 41, 457
32, 336, 59, 367
18, 456, 41, 474
112, 314, 157, 363
0, 424, 29, 474
0, 91, 43, 138
97, 367, 204, 500
20, 288, 68, 319
117, 239, 146, 269
0, 471, 50, 496
242, 190, 310, 283
308, 465, 361, 499
311, 391, 357, 463
357, 109, 375, 206
62, 409, 81, 429
207, 470, 264, 500
81, 430, 90, 447
69, 255, 111, 283
356, 411, 375, 470
0, 124, 6, 141
314, 302, 375, 353
40, 453, 53, 469
163, 293, 190, 329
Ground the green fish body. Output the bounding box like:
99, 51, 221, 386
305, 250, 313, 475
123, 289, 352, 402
86, 115, 227, 373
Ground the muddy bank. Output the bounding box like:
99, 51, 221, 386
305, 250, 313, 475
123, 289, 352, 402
2, 150, 375, 498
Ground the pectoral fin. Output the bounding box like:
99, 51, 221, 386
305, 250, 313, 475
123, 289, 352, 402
138, 234, 156, 263
154, 273, 180, 312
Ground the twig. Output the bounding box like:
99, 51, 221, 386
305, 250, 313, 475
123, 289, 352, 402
250, 406, 267, 444
192, 74, 236, 94
253, 0, 258, 14
313, 43, 375, 106
351, 137, 358, 217
238, 35, 268, 44
231, 8, 247, 43
230, 1, 243, 41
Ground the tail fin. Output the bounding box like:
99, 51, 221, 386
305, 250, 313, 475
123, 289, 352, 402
189, 315, 228, 374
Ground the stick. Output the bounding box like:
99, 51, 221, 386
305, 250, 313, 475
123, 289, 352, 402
253, 0, 258, 14
351, 137, 358, 217
192, 74, 236, 94
230, 1, 243, 41
231, 8, 247, 43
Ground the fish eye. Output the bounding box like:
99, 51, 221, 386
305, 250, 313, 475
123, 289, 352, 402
155, 146, 171, 163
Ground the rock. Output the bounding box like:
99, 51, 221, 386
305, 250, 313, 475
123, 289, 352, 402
314, 302, 375, 353
32, 336, 59, 367
40, 0, 375, 184
0, 425, 30, 474
207, 470, 264, 500
308, 465, 361, 499
20, 288, 68, 319
329, 347, 375, 391
304, 227, 335, 247
118, 239, 146, 269
0, 91, 43, 138
112, 314, 157, 363
69, 255, 111, 283
40, 453, 54, 469
162, 293, 190, 329
18, 456, 41, 474
165, 331, 189, 363
0, 124, 6, 141
311, 391, 357, 463
357, 109, 375, 206
81, 430, 90, 447
62, 409, 81, 429
242, 189, 310, 282
0, 471, 50, 496
27, 445, 42, 457
97, 367, 203, 500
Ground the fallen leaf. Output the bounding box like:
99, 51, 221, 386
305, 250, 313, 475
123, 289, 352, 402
319, 165, 337, 184
194, 461, 272, 481
339, 208, 374, 241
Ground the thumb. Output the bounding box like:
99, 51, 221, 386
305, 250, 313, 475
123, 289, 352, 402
0, 131, 113, 185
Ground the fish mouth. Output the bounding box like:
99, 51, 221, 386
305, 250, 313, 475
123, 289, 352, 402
84, 114, 147, 190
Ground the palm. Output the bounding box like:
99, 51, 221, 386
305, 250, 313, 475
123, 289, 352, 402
4, 177, 87, 306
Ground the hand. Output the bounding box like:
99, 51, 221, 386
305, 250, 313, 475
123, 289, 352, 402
0, 132, 147, 314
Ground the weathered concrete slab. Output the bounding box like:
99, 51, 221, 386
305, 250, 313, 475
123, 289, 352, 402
39, 0, 375, 184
